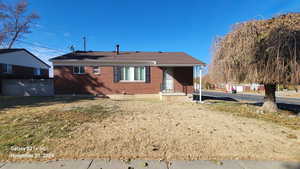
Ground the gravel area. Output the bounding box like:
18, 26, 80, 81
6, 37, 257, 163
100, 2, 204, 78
52, 99, 300, 161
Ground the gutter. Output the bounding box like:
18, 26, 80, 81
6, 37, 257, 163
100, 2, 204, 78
155, 64, 205, 67
51, 60, 157, 66
51, 60, 205, 67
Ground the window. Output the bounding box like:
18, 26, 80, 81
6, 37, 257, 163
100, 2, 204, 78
120, 66, 145, 82
3, 64, 12, 74
134, 66, 145, 81
34, 68, 41, 76
92, 66, 101, 74
73, 66, 85, 74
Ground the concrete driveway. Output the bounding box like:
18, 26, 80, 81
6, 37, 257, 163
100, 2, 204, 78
1, 160, 300, 169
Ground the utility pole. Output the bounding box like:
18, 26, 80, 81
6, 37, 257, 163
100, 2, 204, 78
83, 37, 86, 51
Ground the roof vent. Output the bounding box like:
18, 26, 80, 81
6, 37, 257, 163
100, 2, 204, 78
158, 51, 163, 53
135, 51, 140, 53
116, 44, 120, 55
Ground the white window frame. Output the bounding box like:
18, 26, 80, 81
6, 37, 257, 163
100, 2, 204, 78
3, 64, 12, 74
92, 66, 101, 75
34, 68, 41, 76
120, 66, 146, 82
73, 66, 85, 74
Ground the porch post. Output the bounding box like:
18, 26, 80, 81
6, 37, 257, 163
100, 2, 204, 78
199, 65, 202, 102
193, 66, 196, 92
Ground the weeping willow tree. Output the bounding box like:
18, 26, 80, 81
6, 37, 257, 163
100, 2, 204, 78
210, 13, 300, 112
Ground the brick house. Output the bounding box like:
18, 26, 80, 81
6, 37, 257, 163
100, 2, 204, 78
50, 46, 205, 96
0, 49, 50, 78
0, 48, 51, 96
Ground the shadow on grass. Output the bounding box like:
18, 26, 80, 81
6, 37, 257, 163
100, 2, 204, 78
203, 94, 300, 115
202, 95, 238, 102
0, 97, 118, 156
0, 96, 97, 110
284, 164, 300, 169
249, 102, 300, 115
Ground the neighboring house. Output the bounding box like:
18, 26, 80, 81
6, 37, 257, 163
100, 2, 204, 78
50, 46, 205, 96
0, 49, 50, 78
0, 48, 52, 96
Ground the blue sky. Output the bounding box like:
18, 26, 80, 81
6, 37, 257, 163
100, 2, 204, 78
14, 0, 300, 67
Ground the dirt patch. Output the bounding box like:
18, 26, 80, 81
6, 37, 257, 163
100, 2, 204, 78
52, 99, 300, 162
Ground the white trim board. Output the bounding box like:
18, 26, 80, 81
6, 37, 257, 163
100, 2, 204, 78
52, 61, 202, 67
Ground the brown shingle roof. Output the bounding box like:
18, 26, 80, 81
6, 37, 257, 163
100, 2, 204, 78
50, 51, 205, 66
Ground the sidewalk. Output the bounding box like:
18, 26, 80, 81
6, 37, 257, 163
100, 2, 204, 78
0, 159, 299, 169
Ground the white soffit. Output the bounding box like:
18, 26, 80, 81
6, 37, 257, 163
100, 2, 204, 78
0, 50, 49, 69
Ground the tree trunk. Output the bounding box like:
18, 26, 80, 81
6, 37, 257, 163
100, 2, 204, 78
8, 31, 20, 49
8, 35, 18, 49
262, 84, 278, 112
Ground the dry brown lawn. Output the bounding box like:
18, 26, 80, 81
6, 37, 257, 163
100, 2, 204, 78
0, 96, 300, 162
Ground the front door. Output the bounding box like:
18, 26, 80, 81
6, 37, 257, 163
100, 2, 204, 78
163, 68, 174, 92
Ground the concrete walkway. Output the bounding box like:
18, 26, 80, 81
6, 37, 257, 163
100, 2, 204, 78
0, 160, 299, 169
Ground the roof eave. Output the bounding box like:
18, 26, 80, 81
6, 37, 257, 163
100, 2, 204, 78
0, 49, 51, 68
51, 60, 157, 66
51, 60, 205, 67
23, 49, 51, 68
156, 63, 205, 67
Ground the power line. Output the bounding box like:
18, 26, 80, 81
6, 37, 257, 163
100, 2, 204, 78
32, 27, 83, 49
16, 40, 68, 53
17, 40, 68, 53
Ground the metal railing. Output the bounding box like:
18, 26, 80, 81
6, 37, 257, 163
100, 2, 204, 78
160, 83, 174, 93
160, 82, 189, 95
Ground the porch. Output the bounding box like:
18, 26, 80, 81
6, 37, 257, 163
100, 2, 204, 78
159, 65, 203, 101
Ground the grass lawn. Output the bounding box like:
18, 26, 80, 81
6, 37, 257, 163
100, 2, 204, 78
0, 96, 120, 161
0, 96, 299, 162
203, 100, 300, 130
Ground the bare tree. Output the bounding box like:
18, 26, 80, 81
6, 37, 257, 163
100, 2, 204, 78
0, 0, 39, 48
210, 13, 300, 112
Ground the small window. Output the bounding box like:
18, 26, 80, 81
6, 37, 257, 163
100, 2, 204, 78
3, 64, 12, 74
34, 68, 41, 76
73, 66, 85, 74
92, 66, 101, 74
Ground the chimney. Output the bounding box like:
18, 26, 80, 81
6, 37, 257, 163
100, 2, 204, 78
116, 44, 120, 55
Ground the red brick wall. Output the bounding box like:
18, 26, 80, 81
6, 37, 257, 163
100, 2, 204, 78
13, 65, 35, 76
0, 64, 49, 78
173, 67, 194, 94
54, 66, 194, 95
54, 66, 163, 95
